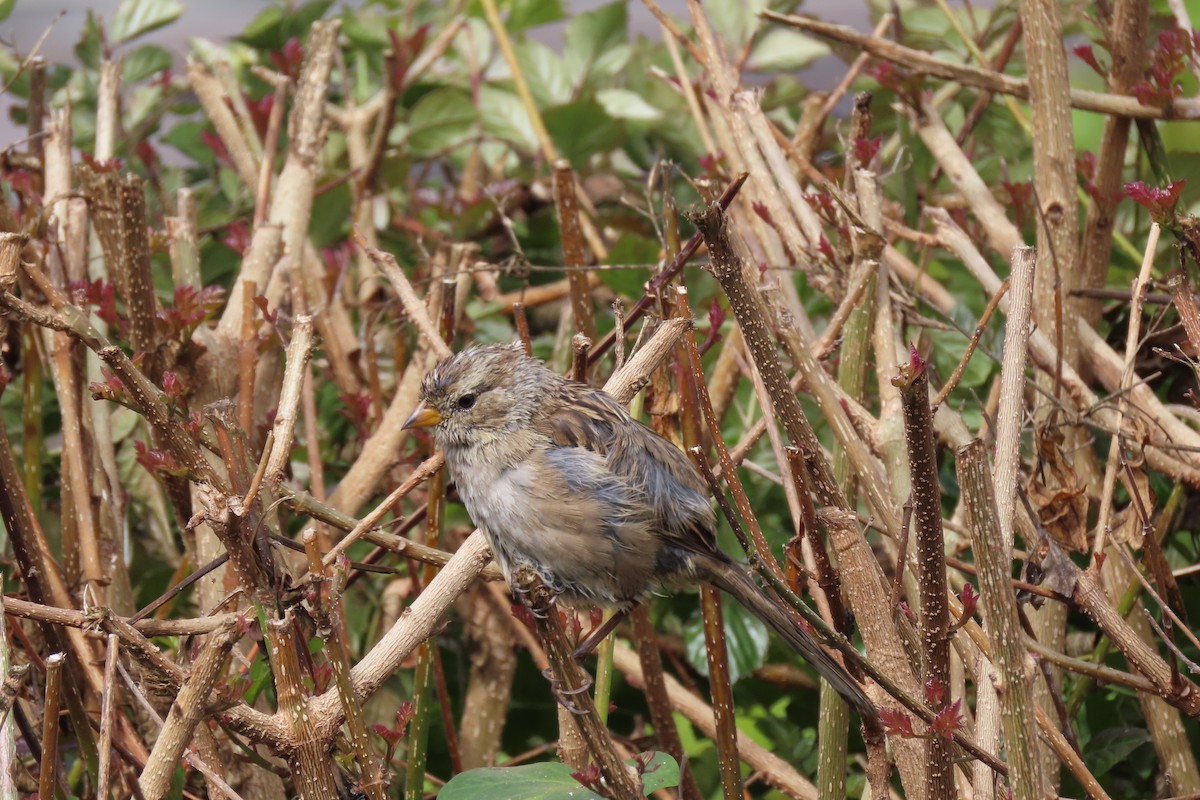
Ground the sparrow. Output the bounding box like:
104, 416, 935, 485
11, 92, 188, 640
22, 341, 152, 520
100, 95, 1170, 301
403, 342, 874, 718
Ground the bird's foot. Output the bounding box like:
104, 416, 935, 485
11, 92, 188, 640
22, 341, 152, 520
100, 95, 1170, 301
572, 606, 631, 660
541, 666, 594, 715
511, 581, 553, 619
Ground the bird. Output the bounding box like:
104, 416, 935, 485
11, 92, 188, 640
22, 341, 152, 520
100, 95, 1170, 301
403, 341, 875, 719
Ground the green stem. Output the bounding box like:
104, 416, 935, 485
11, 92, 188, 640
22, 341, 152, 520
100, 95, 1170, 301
821, 262, 875, 800
404, 643, 436, 800
21, 326, 43, 512
406, 462, 446, 799
593, 610, 617, 727
589, 391, 647, 723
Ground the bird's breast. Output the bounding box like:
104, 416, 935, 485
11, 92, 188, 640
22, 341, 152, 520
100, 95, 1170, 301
443, 443, 533, 524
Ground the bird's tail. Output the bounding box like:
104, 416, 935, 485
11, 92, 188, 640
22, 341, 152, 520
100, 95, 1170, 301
698, 556, 877, 721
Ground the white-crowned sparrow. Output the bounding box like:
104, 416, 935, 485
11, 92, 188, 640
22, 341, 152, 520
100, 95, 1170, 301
404, 342, 873, 717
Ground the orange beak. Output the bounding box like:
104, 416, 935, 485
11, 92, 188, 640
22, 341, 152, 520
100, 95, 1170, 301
403, 402, 443, 430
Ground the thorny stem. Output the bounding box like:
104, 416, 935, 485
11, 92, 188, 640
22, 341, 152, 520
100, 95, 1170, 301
628, 605, 702, 800
269, 611, 341, 800
515, 567, 643, 800
266, 314, 315, 483
555, 161, 596, 342
762, 11, 1194, 120
893, 349, 954, 800
405, 438, 448, 800
301, 532, 388, 800
38, 653, 65, 800
891, 498, 913, 619
238, 278, 258, 437
692, 200, 846, 513
0, 663, 29, 732
671, 288, 741, 799
752, 550, 1008, 777
957, 441, 1044, 800
677, 287, 786, 581
138, 620, 240, 800
96, 634, 120, 800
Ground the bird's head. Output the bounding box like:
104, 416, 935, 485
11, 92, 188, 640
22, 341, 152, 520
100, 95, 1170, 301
403, 342, 553, 448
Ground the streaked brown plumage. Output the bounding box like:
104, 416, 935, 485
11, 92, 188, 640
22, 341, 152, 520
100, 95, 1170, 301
404, 342, 875, 718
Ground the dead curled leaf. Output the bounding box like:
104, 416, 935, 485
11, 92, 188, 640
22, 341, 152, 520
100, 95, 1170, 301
1027, 426, 1088, 552
1111, 461, 1155, 549
1023, 537, 1078, 600
1026, 480, 1089, 552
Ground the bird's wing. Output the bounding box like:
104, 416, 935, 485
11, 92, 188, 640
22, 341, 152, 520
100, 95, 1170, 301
536, 389, 621, 455
535, 387, 719, 553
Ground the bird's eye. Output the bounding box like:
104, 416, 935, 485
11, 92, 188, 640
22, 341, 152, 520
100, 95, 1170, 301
456, 393, 477, 410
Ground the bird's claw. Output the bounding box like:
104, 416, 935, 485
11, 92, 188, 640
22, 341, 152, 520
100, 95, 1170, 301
556, 694, 591, 715
511, 582, 554, 619
541, 667, 594, 715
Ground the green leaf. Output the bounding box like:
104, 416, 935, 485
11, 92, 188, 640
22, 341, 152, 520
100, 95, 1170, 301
245, 658, 272, 705
599, 232, 657, 297
595, 88, 662, 121
454, 18, 493, 71
0, 0, 16, 25
283, 0, 336, 40
126, 84, 167, 131
564, 1, 627, 83
169, 763, 186, 800
439, 762, 606, 800
74, 11, 104, 71
543, 99, 620, 165
635, 752, 680, 794
123, 45, 172, 84
239, 0, 333, 49
1083, 727, 1151, 777
161, 121, 210, 164
239, 6, 286, 48
593, 43, 631, 77
515, 40, 572, 106
438, 753, 678, 799
308, 182, 351, 248
217, 164, 245, 204
705, 0, 768, 51
927, 327, 994, 394
289, 0, 337, 35
480, 86, 538, 153
684, 598, 769, 684
746, 29, 831, 72
0, 46, 18, 87
406, 87, 477, 156
507, 0, 565, 32
110, 0, 184, 46
341, 11, 392, 50
901, 5, 962, 51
